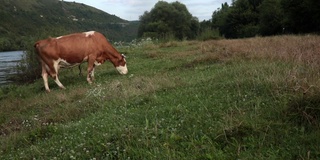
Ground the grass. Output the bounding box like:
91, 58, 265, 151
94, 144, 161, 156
1, 35, 320, 159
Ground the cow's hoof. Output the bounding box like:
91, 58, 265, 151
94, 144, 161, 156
60, 86, 66, 90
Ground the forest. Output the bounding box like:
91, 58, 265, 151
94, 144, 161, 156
138, 0, 320, 40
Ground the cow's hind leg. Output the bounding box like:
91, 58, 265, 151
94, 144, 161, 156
52, 60, 66, 90
53, 75, 66, 90
41, 62, 50, 92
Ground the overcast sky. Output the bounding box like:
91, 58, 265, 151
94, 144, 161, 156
64, 0, 232, 21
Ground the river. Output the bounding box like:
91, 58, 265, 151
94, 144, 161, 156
0, 51, 24, 85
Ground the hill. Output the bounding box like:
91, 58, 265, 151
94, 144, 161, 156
0, 0, 139, 51
1, 36, 320, 159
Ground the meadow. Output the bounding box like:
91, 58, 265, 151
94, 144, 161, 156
0, 35, 320, 159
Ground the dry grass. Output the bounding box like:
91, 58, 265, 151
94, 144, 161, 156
212, 35, 320, 64
199, 35, 320, 95
200, 35, 319, 62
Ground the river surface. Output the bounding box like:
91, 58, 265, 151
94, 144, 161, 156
0, 51, 24, 85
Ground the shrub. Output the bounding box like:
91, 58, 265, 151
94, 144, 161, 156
12, 42, 41, 83
197, 28, 221, 41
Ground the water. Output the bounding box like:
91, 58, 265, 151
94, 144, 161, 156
0, 51, 24, 85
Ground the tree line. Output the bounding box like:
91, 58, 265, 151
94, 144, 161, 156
138, 0, 320, 40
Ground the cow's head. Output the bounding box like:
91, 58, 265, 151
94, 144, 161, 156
115, 54, 128, 75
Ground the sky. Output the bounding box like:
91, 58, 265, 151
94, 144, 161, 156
64, 0, 232, 21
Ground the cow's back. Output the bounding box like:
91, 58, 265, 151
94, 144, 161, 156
35, 31, 109, 63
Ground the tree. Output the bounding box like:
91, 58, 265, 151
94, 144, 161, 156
281, 0, 320, 34
259, 0, 283, 35
212, 2, 231, 37
226, 0, 263, 38
189, 17, 200, 39
138, 1, 199, 40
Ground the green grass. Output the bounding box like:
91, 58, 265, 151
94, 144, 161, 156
1, 38, 320, 159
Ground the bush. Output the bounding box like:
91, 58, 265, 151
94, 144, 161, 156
12, 42, 41, 83
197, 28, 221, 41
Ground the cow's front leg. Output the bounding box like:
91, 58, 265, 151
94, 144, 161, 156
87, 68, 95, 84
91, 68, 95, 81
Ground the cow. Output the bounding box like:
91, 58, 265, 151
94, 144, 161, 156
34, 31, 128, 92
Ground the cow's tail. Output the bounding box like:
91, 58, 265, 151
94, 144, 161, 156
33, 41, 42, 56
34, 41, 40, 49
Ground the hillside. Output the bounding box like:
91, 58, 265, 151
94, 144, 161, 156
0, 0, 139, 51
0, 36, 320, 159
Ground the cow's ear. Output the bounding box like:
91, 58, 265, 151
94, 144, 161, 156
121, 54, 126, 58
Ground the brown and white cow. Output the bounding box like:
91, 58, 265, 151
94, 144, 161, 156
34, 31, 128, 92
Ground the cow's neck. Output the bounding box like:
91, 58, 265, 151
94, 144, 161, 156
106, 50, 122, 66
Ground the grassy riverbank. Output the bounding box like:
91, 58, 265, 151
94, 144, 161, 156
1, 35, 320, 159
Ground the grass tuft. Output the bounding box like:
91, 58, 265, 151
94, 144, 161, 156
286, 94, 320, 130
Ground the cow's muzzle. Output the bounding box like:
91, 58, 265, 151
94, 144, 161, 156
116, 65, 128, 75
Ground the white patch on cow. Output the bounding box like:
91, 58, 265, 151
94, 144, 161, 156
53, 59, 60, 72
58, 59, 70, 67
116, 64, 128, 75
84, 31, 95, 37
56, 36, 63, 39
54, 77, 65, 89
91, 68, 95, 78
42, 72, 50, 92
44, 64, 50, 72
52, 59, 65, 89
58, 58, 80, 68
50, 59, 68, 89
94, 61, 102, 66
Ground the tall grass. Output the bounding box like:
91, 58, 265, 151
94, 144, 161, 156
1, 35, 320, 159
203, 35, 320, 94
